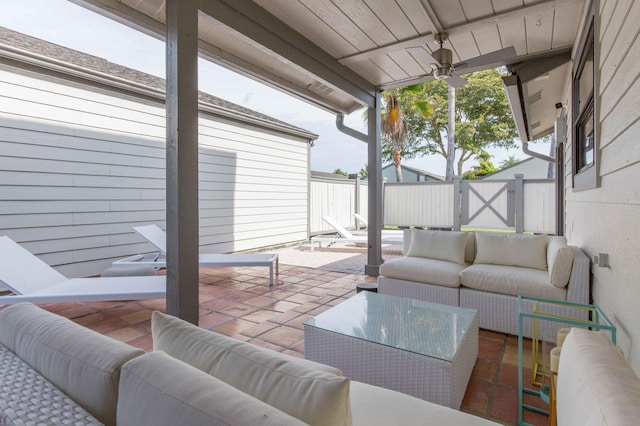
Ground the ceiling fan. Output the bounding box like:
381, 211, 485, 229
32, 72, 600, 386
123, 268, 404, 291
407, 32, 516, 88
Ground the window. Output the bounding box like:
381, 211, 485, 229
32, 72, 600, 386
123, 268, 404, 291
572, 2, 597, 190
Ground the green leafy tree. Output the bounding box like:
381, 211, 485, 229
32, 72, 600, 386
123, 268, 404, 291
333, 168, 348, 177
499, 155, 519, 169
409, 68, 518, 176
358, 164, 368, 179
462, 151, 498, 180
380, 84, 434, 182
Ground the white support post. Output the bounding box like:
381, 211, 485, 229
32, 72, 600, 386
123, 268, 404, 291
165, 0, 199, 324
365, 91, 383, 276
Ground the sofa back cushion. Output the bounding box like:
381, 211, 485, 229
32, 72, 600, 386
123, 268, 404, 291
0, 303, 144, 426
152, 311, 352, 426
474, 232, 548, 270
547, 236, 574, 288
118, 351, 305, 426
557, 328, 640, 426
406, 230, 468, 265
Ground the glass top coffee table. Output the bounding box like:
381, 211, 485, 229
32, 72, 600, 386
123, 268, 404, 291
304, 291, 478, 409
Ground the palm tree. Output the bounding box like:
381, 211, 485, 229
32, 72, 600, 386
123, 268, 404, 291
500, 155, 519, 169
381, 84, 434, 182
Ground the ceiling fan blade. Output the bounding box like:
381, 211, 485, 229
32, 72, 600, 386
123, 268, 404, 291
407, 46, 440, 66
447, 74, 467, 88
454, 46, 516, 72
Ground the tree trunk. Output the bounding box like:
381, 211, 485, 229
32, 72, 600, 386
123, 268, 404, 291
445, 85, 456, 180
393, 150, 403, 182
457, 155, 465, 176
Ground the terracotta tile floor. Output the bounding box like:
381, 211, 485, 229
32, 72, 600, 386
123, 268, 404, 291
38, 243, 549, 425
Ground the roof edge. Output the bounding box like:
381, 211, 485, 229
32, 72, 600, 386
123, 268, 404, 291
0, 38, 318, 141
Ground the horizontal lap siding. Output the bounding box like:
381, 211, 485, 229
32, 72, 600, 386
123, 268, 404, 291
0, 66, 309, 277
564, 1, 640, 372
198, 118, 308, 252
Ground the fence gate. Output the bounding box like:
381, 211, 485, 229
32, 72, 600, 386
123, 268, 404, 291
460, 179, 516, 229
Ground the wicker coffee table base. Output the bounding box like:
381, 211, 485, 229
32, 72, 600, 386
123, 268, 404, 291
305, 315, 478, 409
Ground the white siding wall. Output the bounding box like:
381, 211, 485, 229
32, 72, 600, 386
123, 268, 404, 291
0, 65, 309, 278
564, 0, 640, 372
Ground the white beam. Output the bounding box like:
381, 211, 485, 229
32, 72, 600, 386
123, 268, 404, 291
198, 0, 376, 107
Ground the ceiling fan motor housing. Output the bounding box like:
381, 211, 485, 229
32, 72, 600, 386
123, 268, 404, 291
432, 47, 453, 78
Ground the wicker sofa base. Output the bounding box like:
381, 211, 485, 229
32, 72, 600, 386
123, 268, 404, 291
379, 247, 590, 337
377, 277, 459, 306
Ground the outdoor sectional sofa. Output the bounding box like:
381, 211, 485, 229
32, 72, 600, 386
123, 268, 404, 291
2, 304, 638, 426
378, 230, 590, 336
0, 303, 499, 426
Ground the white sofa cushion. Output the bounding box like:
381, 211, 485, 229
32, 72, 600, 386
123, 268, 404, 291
474, 232, 548, 270
0, 303, 143, 426
152, 311, 352, 426
407, 230, 467, 265
557, 328, 640, 426
380, 256, 466, 288
118, 351, 305, 426
349, 381, 500, 425
403, 230, 475, 263
547, 236, 574, 288
460, 264, 566, 300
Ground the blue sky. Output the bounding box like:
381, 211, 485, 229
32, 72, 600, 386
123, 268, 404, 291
0, 0, 546, 175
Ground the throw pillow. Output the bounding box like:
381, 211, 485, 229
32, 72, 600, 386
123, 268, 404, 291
406, 230, 468, 265
547, 236, 574, 288
118, 352, 305, 426
474, 232, 548, 270
152, 311, 352, 426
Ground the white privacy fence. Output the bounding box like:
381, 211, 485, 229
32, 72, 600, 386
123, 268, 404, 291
310, 175, 557, 235
309, 176, 367, 234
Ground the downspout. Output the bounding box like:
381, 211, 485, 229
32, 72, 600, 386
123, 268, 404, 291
522, 141, 555, 163
336, 113, 368, 142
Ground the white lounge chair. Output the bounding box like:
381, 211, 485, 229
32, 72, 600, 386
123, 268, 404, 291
114, 224, 279, 286
0, 236, 166, 305
323, 216, 404, 237
310, 216, 403, 250
353, 213, 368, 228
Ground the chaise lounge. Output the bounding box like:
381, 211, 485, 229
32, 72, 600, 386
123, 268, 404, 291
0, 236, 165, 305
310, 216, 403, 250
114, 224, 279, 285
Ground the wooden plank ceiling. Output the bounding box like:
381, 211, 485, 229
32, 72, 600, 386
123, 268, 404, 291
76, 0, 587, 137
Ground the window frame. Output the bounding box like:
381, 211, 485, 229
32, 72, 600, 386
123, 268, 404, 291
572, 1, 598, 191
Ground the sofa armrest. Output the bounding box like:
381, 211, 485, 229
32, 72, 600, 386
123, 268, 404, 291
0, 303, 144, 426
565, 246, 590, 305
557, 328, 640, 426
